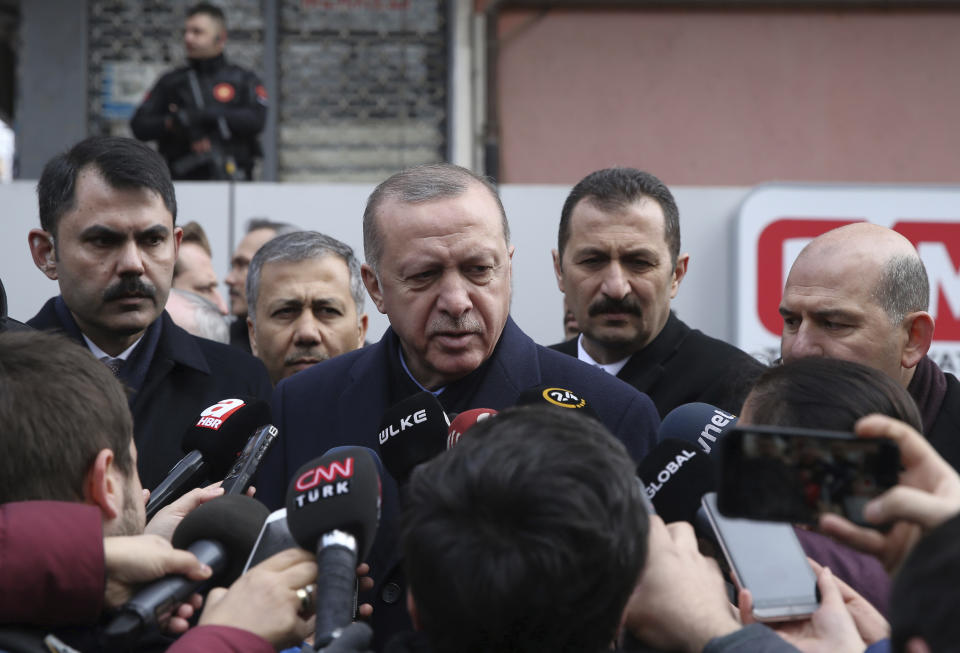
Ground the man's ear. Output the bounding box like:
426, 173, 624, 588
406, 589, 422, 631
357, 313, 369, 348
173, 225, 183, 258
28, 229, 58, 280
670, 253, 690, 299
901, 311, 935, 370
552, 248, 565, 293
361, 264, 386, 314
83, 448, 123, 521
247, 316, 258, 357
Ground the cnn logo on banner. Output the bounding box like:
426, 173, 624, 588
756, 218, 960, 341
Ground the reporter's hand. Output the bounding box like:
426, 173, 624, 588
103, 534, 211, 609
819, 414, 960, 572
144, 484, 225, 541
805, 559, 889, 645
199, 548, 317, 650
623, 517, 740, 653
740, 567, 866, 653
356, 563, 374, 620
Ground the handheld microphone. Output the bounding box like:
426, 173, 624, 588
636, 438, 716, 524
377, 392, 449, 485
146, 397, 272, 520
241, 448, 385, 574
447, 408, 498, 449
515, 384, 600, 420
104, 494, 269, 646
658, 402, 738, 455
286, 447, 381, 650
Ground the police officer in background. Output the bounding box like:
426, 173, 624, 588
131, 3, 266, 180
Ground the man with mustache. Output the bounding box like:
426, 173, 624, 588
256, 163, 659, 650
26, 136, 271, 490
550, 167, 764, 417
245, 231, 368, 384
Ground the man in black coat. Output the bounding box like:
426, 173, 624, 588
26, 136, 271, 490
550, 167, 764, 418
130, 3, 266, 180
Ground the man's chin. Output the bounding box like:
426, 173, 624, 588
102, 310, 159, 337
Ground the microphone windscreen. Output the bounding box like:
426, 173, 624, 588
658, 402, 738, 456
171, 494, 269, 583
515, 385, 599, 420
182, 397, 273, 479
447, 408, 498, 449
636, 438, 716, 524
377, 392, 449, 484
286, 447, 381, 560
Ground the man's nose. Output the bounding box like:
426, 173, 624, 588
599, 263, 630, 299
116, 240, 146, 276
436, 272, 473, 317
785, 322, 825, 361
292, 312, 322, 346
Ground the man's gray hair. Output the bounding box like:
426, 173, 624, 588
873, 254, 930, 325
170, 289, 230, 343
246, 231, 365, 326
362, 163, 509, 274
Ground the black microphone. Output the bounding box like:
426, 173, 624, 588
636, 438, 715, 524
104, 494, 269, 646
658, 402, 738, 455
286, 447, 381, 649
242, 448, 385, 574
146, 397, 272, 520
377, 391, 449, 485
515, 384, 600, 420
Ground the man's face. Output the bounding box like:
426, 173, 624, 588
183, 13, 224, 60
780, 249, 906, 382
173, 242, 228, 314
45, 166, 181, 355
107, 440, 147, 537
363, 183, 513, 389
225, 228, 276, 316
555, 197, 686, 361
249, 256, 367, 384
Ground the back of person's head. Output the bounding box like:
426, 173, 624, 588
37, 136, 177, 239
401, 405, 648, 653
742, 357, 923, 431
891, 512, 960, 652
167, 288, 230, 343
0, 330, 133, 502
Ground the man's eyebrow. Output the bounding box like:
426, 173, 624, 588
78, 224, 123, 239
778, 306, 860, 322
312, 298, 346, 310
137, 225, 170, 238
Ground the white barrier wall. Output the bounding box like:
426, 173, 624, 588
0, 181, 748, 348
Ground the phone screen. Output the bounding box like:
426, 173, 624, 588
718, 425, 899, 526
701, 492, 819, 621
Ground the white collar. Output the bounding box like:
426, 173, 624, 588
576, 334, 630, 377
83, 333, 143, 362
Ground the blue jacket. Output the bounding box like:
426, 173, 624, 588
257, 317, 659, 650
